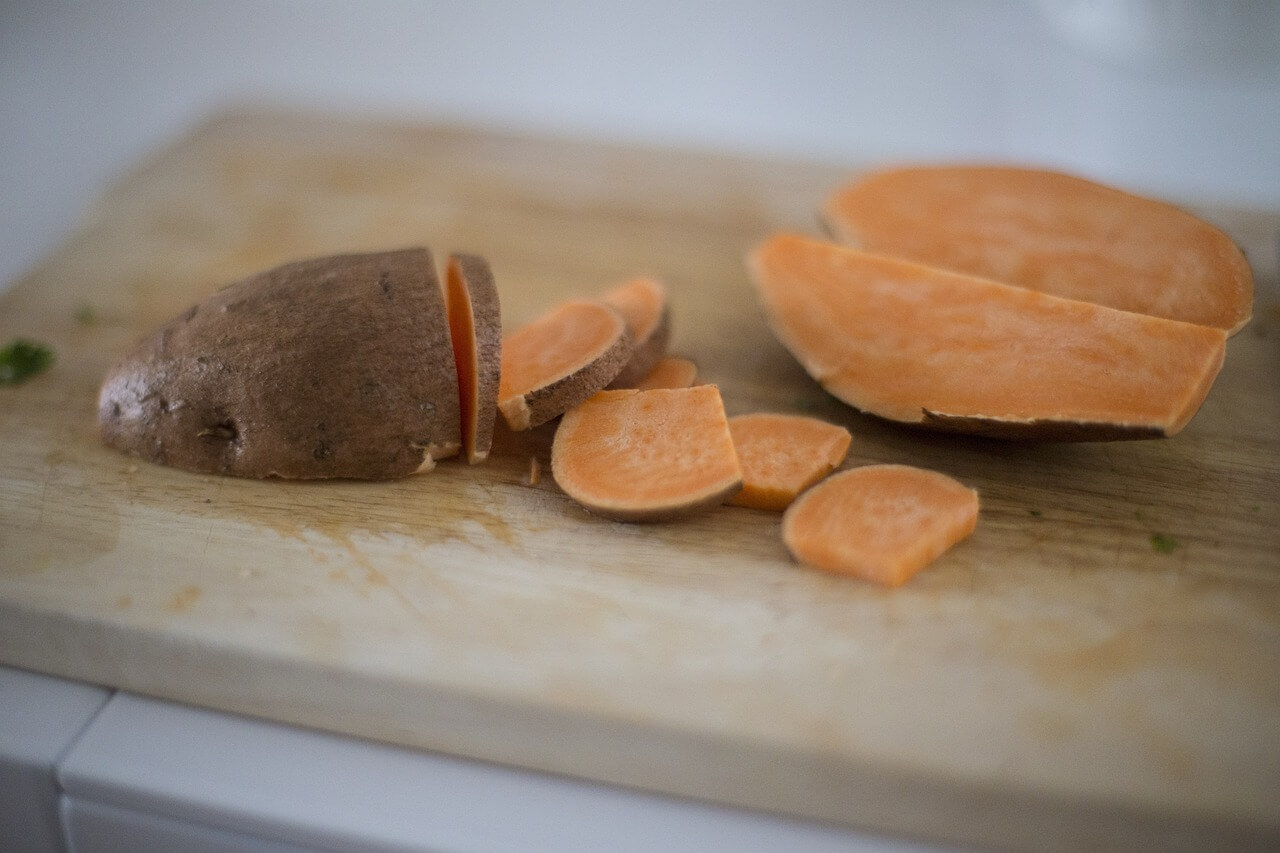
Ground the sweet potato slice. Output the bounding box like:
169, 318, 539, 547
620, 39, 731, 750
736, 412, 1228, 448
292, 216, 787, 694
601, 277, 671, 387
782, 464, 978, 586
551, 386, 742, 521
498, 300, 632, 430
636, 356, 698, 390
98, 248, 461, 479
446, 253, 501, 463
727, 413, 851, 511
821, 165, 1253, 334
748, 233, 1227, 441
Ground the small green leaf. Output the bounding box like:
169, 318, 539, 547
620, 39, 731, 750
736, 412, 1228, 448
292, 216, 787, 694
1028, 509, 1042, 517
0, 339, 55, 385
1150, 532, 1178, 554
74, 304, 98, 325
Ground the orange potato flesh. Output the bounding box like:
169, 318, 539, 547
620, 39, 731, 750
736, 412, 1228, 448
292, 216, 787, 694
497, 300, 631, 430
636, 357, 698, 390
445, 254, 501, 464
749, 233, 1227, 440
601, 277, 671, 387
822, 165, 1253, 334
782, 465, 978, 586
551, 386, 742, 521
727, 413, 852, 511
601, 276, 666, 347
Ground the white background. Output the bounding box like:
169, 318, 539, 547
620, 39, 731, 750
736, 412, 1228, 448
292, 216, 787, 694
2, 0, 1279, 290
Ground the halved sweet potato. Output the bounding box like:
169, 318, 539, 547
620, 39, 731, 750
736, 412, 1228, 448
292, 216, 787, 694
601, 277, 671, 388
498, 300, 632, 431
748, 233, 1227, 440
446, 253, 501, 463
98, 248, 461, 479
551, 386, 742, 521
821, 165, 1253, 334
727, 413, 851, 511
782, 464, 978, 586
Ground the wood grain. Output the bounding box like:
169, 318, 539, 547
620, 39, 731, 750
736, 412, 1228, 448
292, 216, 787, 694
1, 108, 1277, 851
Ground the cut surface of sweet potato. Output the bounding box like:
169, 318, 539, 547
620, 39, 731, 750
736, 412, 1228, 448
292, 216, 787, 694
601, 277, 671, 387
498, 300, 632, 431
749, 233, 1227, 441
98, 248, 461, 479
822, 165, 1253, 333
551, 386, 742, 521
782, 464, 978, 586
727, 413, 851, 511
446, 253, 502, 464
636, 356, 698, 390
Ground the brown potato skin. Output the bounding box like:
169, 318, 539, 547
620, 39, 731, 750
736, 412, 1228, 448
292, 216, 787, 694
98, 248, 461, 479
607, 304, 670, 389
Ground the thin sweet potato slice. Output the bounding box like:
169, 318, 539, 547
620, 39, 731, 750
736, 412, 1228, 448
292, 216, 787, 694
727, 413, 851, 511
601, 277, 671, 387
498, 300, 632, 431
821, 165, 1253, 334
445, 253, 501, 463
782, 464, 978, 586
551, 386, 742, 521
748, 233, 1227, 441
636, 356, 698, 390
98, 248, 460, 479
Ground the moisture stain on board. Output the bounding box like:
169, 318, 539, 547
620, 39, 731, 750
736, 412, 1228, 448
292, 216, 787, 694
168, 585, 202, 612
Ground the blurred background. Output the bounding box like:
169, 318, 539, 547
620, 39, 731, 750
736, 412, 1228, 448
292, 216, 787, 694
2, 0, 1278, 290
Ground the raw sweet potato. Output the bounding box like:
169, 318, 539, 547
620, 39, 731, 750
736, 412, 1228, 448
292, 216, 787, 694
727, 413, 851, 511
821, 165, 1253, 334
748, 233, 1227, 441
446, 253, 502, 463
98, 248, 461, 479
636, 356, 698, 390
497, 300, 633, 431
550, 386, 742, 521
601, 277, 671, 387
782, 464, 978, 586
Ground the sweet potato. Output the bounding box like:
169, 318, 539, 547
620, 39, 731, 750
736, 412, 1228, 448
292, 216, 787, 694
550, 386, 742, 521
601, 277, 671, 388
748, 233, 1227, 441
497, 300, 633, 431
98, 248, 461, 479
821, 165, 1253, 334
727, 413, 851, 511
446, 253, 502, 463
782, 464, 978, 586
636, 356, 698, 390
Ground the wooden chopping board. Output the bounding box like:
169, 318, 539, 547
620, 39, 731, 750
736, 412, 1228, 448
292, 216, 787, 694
2, 109, 1277, 851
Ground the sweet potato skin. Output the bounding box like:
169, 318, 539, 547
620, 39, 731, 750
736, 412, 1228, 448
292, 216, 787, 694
602, 278, 671, 389
98, 249, 461, 479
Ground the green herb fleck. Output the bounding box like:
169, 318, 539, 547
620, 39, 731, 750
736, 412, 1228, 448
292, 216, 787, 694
1028, 509, 1042, 517
793, 396, 819, 413
1133, 509, 1145, 521
1251, 505, 1261, 513
1150, 532, 1179, 554
0, 339, 55, 385
73, 304, 98, 325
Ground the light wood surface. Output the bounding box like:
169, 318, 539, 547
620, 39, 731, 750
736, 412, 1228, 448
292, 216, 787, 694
2, 109, 1277, 850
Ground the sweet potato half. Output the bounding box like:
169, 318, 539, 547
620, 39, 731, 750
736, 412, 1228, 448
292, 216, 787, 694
748, 234, 1227, 441
821, 165, 1253, 334
99, 248, 462, 479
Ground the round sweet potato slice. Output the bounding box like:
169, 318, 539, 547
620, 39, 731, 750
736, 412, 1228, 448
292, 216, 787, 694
782, 464, 979, 586
498, 300, 632, 431
98, 248, 461, 479
446, 253, 502, 464
551, 386, 742, 522
601, 277, 671, 388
